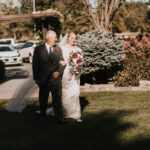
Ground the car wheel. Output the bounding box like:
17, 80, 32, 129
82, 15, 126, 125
29, 55, 33, 64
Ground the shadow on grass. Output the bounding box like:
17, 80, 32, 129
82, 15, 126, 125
80, 96, 89, 112
0, 102, 150, 150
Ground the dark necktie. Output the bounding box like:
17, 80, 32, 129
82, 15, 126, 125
49, 47, 52, 55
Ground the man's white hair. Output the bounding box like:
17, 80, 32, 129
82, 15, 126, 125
45, 30, 57, 40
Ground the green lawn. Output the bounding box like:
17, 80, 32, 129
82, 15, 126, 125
0, 92, 150, 150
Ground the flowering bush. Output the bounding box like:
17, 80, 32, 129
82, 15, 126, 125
68, 51, 84, 79
113, 33, 150, 86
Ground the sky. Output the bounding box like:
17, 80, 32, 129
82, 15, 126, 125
89, 0, 97, 8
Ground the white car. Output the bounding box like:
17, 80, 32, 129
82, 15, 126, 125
0, 38, 15, 45
0, 38, 25, 50
20, 40, 38, 63
0, 45, 22, 65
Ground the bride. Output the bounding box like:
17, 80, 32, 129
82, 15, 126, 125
5, 31, 83, 122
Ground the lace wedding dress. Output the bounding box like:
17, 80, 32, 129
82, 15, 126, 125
47, 44, 82, 121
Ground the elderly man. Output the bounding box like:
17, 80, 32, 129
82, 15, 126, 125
32, 30, 66, 123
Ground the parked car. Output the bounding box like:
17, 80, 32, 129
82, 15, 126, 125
0, 60, 5, 81
14, 43, 25, 50
0, 45, 22, 65
19, 40, 39, 63
0, 38, 25, 50
0, 38, 14, 45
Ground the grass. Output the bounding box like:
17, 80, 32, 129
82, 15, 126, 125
0, 92, 150, 150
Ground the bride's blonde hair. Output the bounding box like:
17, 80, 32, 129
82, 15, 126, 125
59, 31, 78, 47
67, 30, 77, 39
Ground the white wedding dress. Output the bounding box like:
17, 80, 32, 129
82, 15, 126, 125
47, 44, 82, 120
61, 45, 82, 119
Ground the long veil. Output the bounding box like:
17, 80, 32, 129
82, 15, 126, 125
58, 34, 68, 47
4, 75, 37, 113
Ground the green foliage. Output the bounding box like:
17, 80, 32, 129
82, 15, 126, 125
113, 2, 150, 33
78, 29, 124, 75
0, 3, 34, 40
113, 34, 150, 86
21, 0, 33, 13
52, 0, 93, 34
34, 16, 62, 39
125, 17, 140, 32
0, 1, 150, 40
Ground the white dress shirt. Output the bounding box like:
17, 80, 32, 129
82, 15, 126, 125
45, 43, 53, 54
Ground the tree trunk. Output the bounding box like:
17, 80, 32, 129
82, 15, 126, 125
82, 0, 124, 31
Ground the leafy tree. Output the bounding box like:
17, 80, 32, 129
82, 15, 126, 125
0, 2, 34, 40
112, 2, 127, 32
51, 0, 93, 34
20, 0, 92, 36
1, 1, 150, 40
113, 2, 150, 32
125, 3, 148, 32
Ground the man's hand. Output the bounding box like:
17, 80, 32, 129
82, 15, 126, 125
59, 61, 66, 66
52, 72, 60, 78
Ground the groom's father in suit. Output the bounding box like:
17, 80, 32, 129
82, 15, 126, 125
32, 30, 66, 122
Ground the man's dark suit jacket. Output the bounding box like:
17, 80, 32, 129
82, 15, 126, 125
32, 44, 65, 87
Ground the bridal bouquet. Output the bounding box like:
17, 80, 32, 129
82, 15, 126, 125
68, 51, 84, 79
